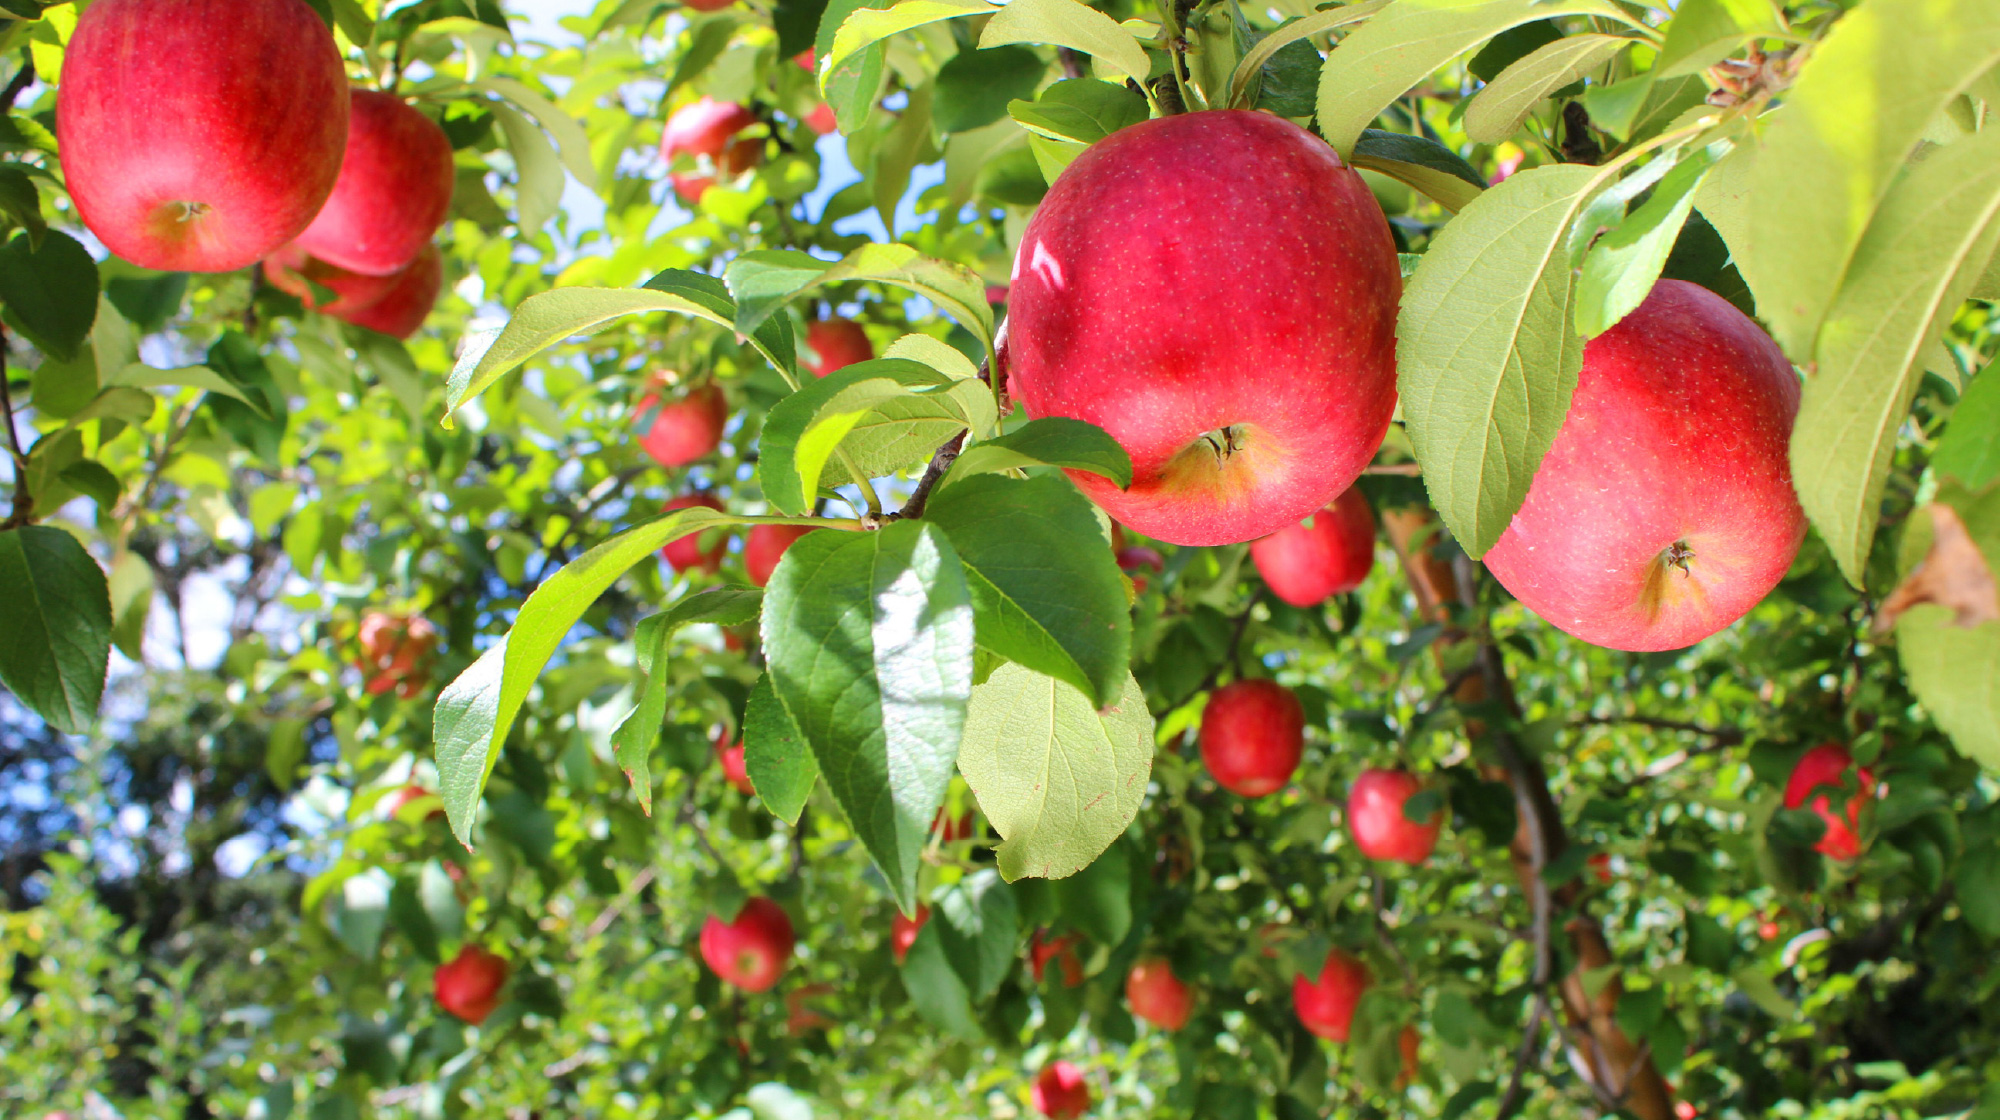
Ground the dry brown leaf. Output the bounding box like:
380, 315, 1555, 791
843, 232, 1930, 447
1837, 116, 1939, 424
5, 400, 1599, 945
1876, 503, 2000, 631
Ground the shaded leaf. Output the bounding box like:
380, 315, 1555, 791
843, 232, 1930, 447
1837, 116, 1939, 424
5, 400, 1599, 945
611, 588, 766, 813
0, 525, 111, 734
1464, 33, 1633, 145
945, 416, 1132, 486
0, 229, 98, 361
744, 672, 818, 824
1349, 128, 1488, 212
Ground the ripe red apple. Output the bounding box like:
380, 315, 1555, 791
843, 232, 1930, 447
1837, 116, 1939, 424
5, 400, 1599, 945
660, 494, 728, 573
1199, 679, 1304, 798
434, 944, 508, 1025
805, 319, 875, 377
699, 896, 795, 991
714, 729, 754, 795
670, 135, 763, 205
1347, 768, 1442, 865
1588, 853, 1614, 884
1397, 1025, 1421, 1086
56, 0, 349, 272
804, 103, 839, 136
264, 242, 442, 340
986, 284, 1010, 306
685, 0, 734, 10
1004, 110, 1399, 546
1250, 486, 1376, 607
1784, 742, 1875, 861
1482, 279, 1806, 651
663, 96, 758, 161
1125, 958, 1193, 1030
1031, 1060, 1091, 1120
1117, 545, 1164, 594
932, 807, 978, 843
745, 524, 816, 587
356, 612, 437, 697
340, 244, 443, 339
637, 382, 729, 468
1029, 930, 1084, 988
891, 904, 929, 964
1294, 948, 1371, 1041
293, 90, 455, 276
793, 50, 816, 72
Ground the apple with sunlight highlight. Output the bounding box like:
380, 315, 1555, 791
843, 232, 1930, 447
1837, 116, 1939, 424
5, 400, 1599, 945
1031, 1060, 1091, 1119
1294, 948, 1371, 1041
1347, 768, 1442, 865
805, 319, 875, 377
637, 382, 729, 468
1005, 110, 1399, 545
434, 945, 508, 1025
1199, 679, 1304, 798
293, 90, 454, 276
699, 897, 795, 992
1250, 486, 1376, 606
1482, 280, 1806, 652
1125, 958, 1193, 1030
57, 0, 349, 272
1785, 743, 1875, 861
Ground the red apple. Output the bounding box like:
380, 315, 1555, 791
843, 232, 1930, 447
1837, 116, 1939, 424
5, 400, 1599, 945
1347, 768, 1442, 865
1482, 279, 1806, 652
1397, 1025, 1421, 1086
638, 382, 729, 468
265, 243, 442, 340
339, 244, 443, 340
662, 96, 758, 161
1031, 1060, 1091, 1120
1125, 958, 1193, 1030
685, 0, 735, 10
56, 0, 349, 272
745, 524, 816, 588
669, 135, 763, 205
1117, 545, 1164, 594
891, 904, 929, 964
1004, 110, 1399, 546
986, 284, 1010, 306
1199, 679, 1304, 798
794, 50, 816, 72
1294, 948, 1371, 1041
1250, 486, 1376, 607
379, 783, 443, 822
1784, 742, 1875, 861
804, 103, 840, 136
699, 896, 795, 991
434, 945, 508, 1025
356, 612, 436, 696
293, 90, 455, 276
1588, 853, 1614, 884
805, 319, 875, 378
932, 807, 978, 843
1029, 930, 1084, 988
714, 730, 754, 795
660, 494, 728, 573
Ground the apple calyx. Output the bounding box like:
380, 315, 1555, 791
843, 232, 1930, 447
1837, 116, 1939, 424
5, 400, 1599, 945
1639, 540, 1702, 621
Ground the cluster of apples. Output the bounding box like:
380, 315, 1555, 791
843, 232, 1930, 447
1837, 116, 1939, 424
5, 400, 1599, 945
1006, 109, 1808, 654
57, 0, 452, 339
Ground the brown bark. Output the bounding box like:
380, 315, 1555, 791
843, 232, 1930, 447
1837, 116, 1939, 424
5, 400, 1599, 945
1380, 508, 1675, 1120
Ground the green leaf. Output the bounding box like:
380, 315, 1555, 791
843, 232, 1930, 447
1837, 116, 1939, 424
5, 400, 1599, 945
1790, 128, 2000, 585
934, 868, 1018, 999
611, 588, 765, 813
757, 358, 976, 514
489, 102, 564, 231
760, 521, 976, 911
1654, 0, 1781, 79
1053, 832, 1130, 943
900, 921, 983, 1037
725, 244, 993, 345
1397, 164, 1599, 558
958, 663, 1153, 881
1740, 0, 2000, 359
1315, 0, 1648, 158
1008, 78, 1149, 147
475, 77, 600, 191
0, 525, 112, 734
0, 164, 46, 248
926, 473, 1130, 707
109, 363, 260, 408
1463, 33, 1633, 145
444, 275, 787, 425
103, 270, 187, 332
1574, 142, 1724, 338
825, 0, 991, 89
1934, 360, 2000, 490
0, 230, 98, 361
1957, 842, 2000, 937
1226, 2, 1385, 110
978, 0, 1152, 85
935, 45, 1047, 134
1898, 607, 2000, 771
668, 12, 743, 93
1349, 128, 1488, 213
944, 416, 1133, 486
433, 505, 744, 845
817, 0, 891, 133
1731, 965, 1798, 1019
744, 673, 818, 824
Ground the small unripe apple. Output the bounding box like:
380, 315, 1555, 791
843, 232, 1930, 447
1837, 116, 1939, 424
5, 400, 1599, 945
293, 90, 455, 277
805, 319, 875, 377
434, 944, 508, 1025
891, 904, 929, 964
1125, 957, 1193, 1030
1031, 1060, 1091, 1120
57, 0, 350, 272
660, 494, 727, 573
638, 382, 729, 468
1199, 679, 1304, 798
714, 730, 754, 795
1029, 930, 1084, 988
1005, 110, 1399, 546
1249, 486, 1376, 607
1294, 948, 1371, 1042
1347, 768, 1441, 865
1482, 280, 1806, 651
662, 97, 759, 160
699, 896, 795, 991
745, 524, 816, 588
1784, 742, 1875, 861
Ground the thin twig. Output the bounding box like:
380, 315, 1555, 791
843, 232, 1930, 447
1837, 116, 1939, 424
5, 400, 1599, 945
1493, 991, 1550, 1120
0, 323, 31, 530
1572, 714, 1744, 745
0, 54, 35, 113
891, 431, 963, 521
583, 866, 657, 941
1362, 462, 1423, 476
